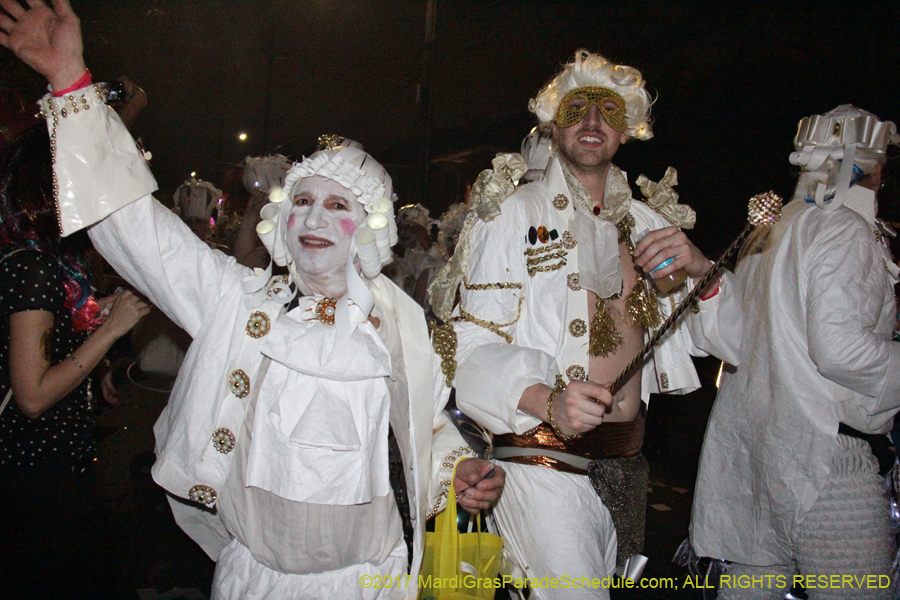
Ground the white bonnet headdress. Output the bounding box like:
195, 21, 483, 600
789, 104, 899, 213
396, 203, 435, 231
173, 177, 222, 221
242, 154, 292, 195
255, 137, 398, 281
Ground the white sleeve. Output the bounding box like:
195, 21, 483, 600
425, 411, 477, 520
43, 86, 157, 236
805, 217, 900, 425
89, 197, 249, 337
685, 268, 745, 366
452, 203, 546, 435
48, 87, 249, 337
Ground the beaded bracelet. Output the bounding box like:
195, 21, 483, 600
546, 375, 581, 441
67, 353, 93, 401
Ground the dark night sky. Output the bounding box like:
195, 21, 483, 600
2, 0, 899, 254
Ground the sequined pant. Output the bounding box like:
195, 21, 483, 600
717, 435, 895, 600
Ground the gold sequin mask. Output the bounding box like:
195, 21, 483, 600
555, 87, 627, 131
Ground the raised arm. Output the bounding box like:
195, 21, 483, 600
1, 0, 252, 335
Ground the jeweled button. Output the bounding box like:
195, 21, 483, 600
566, 365, 586, 382
569, 319, 586, 337
188, 484, 217, 506
567, 273, 581, 291
229, 369, 250, 398
212, 428, 236, 454
246, 311, 271, 338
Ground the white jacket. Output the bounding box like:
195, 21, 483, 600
687, 202, 900, 565
453, 156, 703, 435
45, 87, 470, 594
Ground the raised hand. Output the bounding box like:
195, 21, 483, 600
633, 225, 711, 280
0, 0, 86, 90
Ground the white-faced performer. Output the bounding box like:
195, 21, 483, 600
428, 50, 714, 598
681, 105, 900, 599
0, 2, 504, 599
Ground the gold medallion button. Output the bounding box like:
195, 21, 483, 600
246, 311, 271, 338
229, 370, 250, 398
212, 428, 236, 454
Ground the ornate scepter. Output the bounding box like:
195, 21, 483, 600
607, 191, 783, 394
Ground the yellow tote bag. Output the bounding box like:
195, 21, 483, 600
419, 464, 504, 600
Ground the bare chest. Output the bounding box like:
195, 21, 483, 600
585, 242, 644, 420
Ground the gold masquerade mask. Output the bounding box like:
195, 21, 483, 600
555, 87, 627, 131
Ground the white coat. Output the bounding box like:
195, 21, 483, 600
687, 201, 900, 566
448, 156, 703, 598
45, 88, 471, 599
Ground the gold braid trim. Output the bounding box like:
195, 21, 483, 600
528, 260, 567, 277
525, 241, 563, 256
431, 323, 458, 387
526, 249, 567, 266
463, 277, 523, 291
452, 296, 524, 344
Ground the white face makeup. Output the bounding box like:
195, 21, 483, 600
285, 175, 367, 296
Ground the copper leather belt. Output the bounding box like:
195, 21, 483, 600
493, 404, 646, 475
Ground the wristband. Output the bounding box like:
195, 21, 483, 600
52, 69, 92, 97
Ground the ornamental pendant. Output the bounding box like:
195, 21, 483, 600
624, 278, 662, 330
589, 296, 622, 358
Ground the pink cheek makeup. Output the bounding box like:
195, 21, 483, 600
340, 218, 358, 237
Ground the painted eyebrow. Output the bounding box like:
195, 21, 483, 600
293, 190, 353, 203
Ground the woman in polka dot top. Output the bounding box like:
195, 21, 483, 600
0, 126, 150, 599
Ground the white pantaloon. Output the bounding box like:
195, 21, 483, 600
493, 462, 617, 600
718, 436, 895, 600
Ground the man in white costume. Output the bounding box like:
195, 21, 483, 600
684, 106, 900, 599
0, 2, 505, 599
429, 50, 710, 598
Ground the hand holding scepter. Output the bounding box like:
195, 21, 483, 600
609, 191, 783, 395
